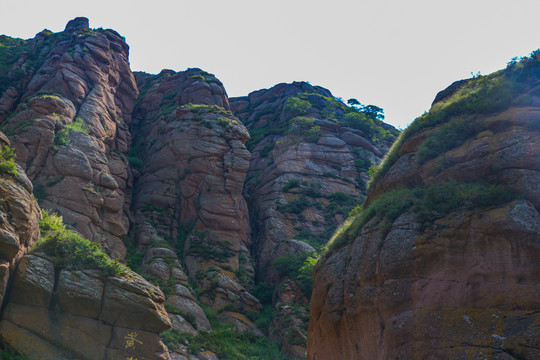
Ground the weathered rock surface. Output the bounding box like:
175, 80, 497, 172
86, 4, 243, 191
231, 82, 396, 284
0, 135, 41, 308
131, 68, 259, 318
0, 17, 137, 259
0, 254, 171, 360
308, 62, 540, 359
231, 82, 398, 357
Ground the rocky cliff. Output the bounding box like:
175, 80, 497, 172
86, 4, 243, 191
231, 83, 397, 357
308, 54, 540, 359
129, 67, 259, 328
0, 134, 170, 359
0, 17, 137, 260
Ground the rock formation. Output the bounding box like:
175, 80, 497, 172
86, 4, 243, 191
231, 82, 397, 357
0, 132, 170, 359
0, 17, 137, 260
131, 68, 260, 320
0, 257, 171, 359
308, 55, 540, 359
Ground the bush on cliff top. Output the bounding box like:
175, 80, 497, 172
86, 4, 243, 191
367, 49, 540, 191
325, 182, 517, 256
32, 210, 127, 276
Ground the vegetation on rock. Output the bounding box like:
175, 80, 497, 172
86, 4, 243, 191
368, 49, 540, 189
162, 306, 291, 359
326, 182, 517, 256
32, 210, 127, 276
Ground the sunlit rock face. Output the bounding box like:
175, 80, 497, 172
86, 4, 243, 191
0, 17, 138, 260
308, 61, 540, 360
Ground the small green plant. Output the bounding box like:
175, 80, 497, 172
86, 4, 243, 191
0, 145, 17, 176
161, 306, 290, 360
284, 96, 311, 117
0, 349, 29, 360
164, 303, 197, 329
282, 179, 300, 192
32, 210, 127, 276
53, 117, 89, 147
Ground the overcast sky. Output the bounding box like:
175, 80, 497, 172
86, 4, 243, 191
2, 0, 540, 129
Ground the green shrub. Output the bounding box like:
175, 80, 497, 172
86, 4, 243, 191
416, 117, 477, 163
32, 210, 127, 276
187, 231, 234, 262
252, 282, 273, 304
284, 96, 311, 117
247, 303, 274, 333
289, 116, 321, 142
282, 179, 300, 192
0, 145, 17, 176
277, 196, 311, 214
33, 182, 47, 202
326, 182, 517, 256
180, 103, 233, 117
0, 349, 29, 360
161, 306, 290, 360
273, 252, 317, 295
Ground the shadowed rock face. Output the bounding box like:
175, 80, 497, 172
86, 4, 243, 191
231, 82, 398, 358
0, 17, 138, 259
308, 62, 540, 360
131, 68, 260, 314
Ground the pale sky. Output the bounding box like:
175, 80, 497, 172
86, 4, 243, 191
2, 0, 540, 129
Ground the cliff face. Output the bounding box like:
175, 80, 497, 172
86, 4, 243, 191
232, 83, 396, 282
0, 17, 137, 259
0, 133, 170, 359
308, 57, 540, 359
231, 83, 397, 357
130, 68, 260, 319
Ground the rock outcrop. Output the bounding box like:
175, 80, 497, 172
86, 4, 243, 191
0, 17, 137, 259
0, 255, 171, 360
232, 83, 396, 283
308, 57, 540, 359
0, 134, 41, 310
231, 82, 398, 357
130, 68, 259, 320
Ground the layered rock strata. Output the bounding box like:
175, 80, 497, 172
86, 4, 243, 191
131, 68, 260, 315
0, 255, 171, 360
231, 82, 398, 358
308, 60, 540, 360
0, 17, 137, 259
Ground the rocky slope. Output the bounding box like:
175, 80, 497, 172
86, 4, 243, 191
308, 55, 540, 359
231, 83, 397, 357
